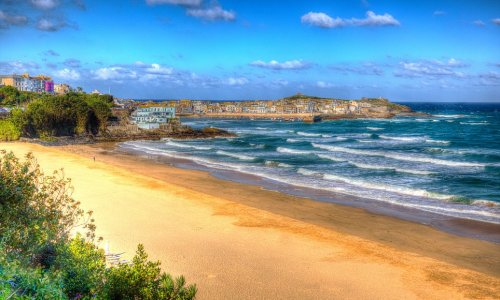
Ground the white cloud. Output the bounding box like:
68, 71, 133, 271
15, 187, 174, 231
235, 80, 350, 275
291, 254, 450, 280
317, 81, 334, 88
250, 60, 310, 70
492, 18, 500, 25
394, 59, 467, 78
0, 61, 39, 74
55, 68, 80, 80
351, 11, 400, 26
146, 63, 174, 75
473, 20, 485, 26
476, 71, 500, 86
36, 17, 71, 31
94, 67, 137, 80
31, 0, 59, 10
301, 12, 345, 28
225, 77, 248, 86
187, 6, 235, 21
0, 10, 28, 27
445, 58, 467, 67
146, 0, 202, 6
301, 10, 400, 28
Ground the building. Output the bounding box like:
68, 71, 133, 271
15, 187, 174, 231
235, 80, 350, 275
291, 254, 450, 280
44, 81, 54, 93
0, 73, 53, 93
54, 83, 71, 94
131, 106, 176, 129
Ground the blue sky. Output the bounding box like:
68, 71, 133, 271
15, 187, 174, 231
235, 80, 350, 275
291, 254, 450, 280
0, 0, 499, 101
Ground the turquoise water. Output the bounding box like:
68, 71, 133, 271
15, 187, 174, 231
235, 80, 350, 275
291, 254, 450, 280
120, 103, 500, 224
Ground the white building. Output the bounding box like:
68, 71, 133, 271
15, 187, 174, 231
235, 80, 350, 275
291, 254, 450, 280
131, 106, 176, 129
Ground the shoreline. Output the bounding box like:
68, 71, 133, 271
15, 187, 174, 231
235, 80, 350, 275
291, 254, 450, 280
117, 140, 500, 244
76, 142, 500, 274
1, 142, 499, 299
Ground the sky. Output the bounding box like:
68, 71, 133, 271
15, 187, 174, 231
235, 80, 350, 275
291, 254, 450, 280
0, 0, 499, 101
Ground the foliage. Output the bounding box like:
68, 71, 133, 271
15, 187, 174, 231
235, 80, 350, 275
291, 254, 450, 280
0, 151, 196, 299
7, 92, 114, 138
55, 234, 106, 299
0, 86, 20, 106
0, 86, 39, 107
0, 151, 95, 260
101, 244, 197, 300
283, 93, 325, 100
0, 252, 66, 300
0, 119, 20, 141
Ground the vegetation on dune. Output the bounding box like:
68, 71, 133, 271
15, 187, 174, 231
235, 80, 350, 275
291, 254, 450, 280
0, 151, 197, 299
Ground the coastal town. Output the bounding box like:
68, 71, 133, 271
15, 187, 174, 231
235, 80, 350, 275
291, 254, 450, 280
1, 72, 413, 130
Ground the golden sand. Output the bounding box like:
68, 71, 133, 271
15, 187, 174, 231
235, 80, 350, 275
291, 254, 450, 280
2, 142, 499, 299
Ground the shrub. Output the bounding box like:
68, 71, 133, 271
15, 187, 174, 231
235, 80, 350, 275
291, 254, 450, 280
0, 250, 66, 300
0, 119, 20, 141
0, 151, 197, 299
0, 150, 94, 260
101, 244, 197, 300
55, 234, 106, 299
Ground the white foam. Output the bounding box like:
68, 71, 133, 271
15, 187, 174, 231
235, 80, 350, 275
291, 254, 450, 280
311, 143, 485, 167
350, 162, 434, 175
216, 150, 255, 161
367, 127, 384, 131
434, 114, 467, 118
286, 138, 301, 143
322, 173, 452, 200
277, 147, 313, 155
356, 139, 374, 143
379, 135, 422, 142
265, 160, 293, 168
317, 154, 346, 162
460, 122, 489, 125
297, 168, 320, 176
250, 143, 265, 149
165, 140, 212, 150
425, 139, 450, 145
297, 131, 321, 137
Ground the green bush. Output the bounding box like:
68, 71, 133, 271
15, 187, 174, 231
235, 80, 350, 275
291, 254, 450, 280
55, 234, 106, 299
0, 251, 66, 300
0, 151, 92, 259
4, 92, 114, 138
102, 244, 197, 300
0, 119, 20, 141
0, 151, 197, 299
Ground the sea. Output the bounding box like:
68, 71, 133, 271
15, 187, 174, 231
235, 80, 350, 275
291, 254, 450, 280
119, 103, 500, 235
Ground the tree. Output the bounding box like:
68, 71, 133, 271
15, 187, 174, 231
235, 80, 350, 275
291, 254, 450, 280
0, 151, 197, 299
0, 85, 20, 106
101, 244, 197, 300
0, 151, 95, 259
55, 234, 106, 299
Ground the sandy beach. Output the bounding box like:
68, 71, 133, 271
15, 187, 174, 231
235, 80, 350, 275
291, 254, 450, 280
1, 142, 499, 299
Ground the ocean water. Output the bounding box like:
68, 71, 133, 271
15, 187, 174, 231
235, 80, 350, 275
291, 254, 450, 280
120, 103, 500, 225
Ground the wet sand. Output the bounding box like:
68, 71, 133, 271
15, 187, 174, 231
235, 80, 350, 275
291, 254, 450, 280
2, 142, 499, 299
